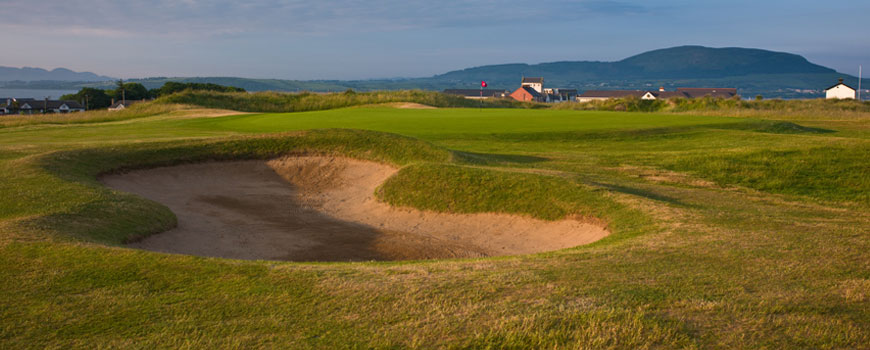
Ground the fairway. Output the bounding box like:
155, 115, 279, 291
1, 105, 868, 348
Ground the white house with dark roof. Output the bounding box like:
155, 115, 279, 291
108, 100, 144, 111
576, 90, 646, 102
17, 99, 84, 114
578, 87, 737, 102
825, 79, 855, 99
521, 77, 544, 93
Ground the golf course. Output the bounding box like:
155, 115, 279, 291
1, 94, 868, 348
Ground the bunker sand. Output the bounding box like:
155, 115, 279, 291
101, 157, 608, 261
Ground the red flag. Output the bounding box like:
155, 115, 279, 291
481, 81, 487, 88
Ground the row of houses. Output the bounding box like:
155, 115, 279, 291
444, 78, 735, 103
577, 87, 737, 102
0, 98, 146, 115
0, 98, 85, 115
445, 77, 579, 103
446, 77, 862, 102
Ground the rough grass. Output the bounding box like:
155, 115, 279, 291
378, 163, 617, 221
666, 145, 870, 203
1, 103, 868, 349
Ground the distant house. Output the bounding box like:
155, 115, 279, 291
641, 90, 686, 100
0, 98, 12, 114
509, 77, 576, 103
16, 99, 84, 114
578, 87, 737, 102
108, 100, 143, 111
443, 89, 509, 99
675, 88, 737, 99
825, 79, 855, 99
510, 86, 545, 102
544, 88, 578, 102
576, 90, 646, 102
521, 77, 544, 94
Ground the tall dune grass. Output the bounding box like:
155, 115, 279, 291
0, 103, 193, 129
553, 96, 870, 120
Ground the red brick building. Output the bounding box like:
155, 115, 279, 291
510, 86, 544, 102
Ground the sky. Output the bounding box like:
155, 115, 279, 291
1, 0, 868, 80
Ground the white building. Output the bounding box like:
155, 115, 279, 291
108, 100, 143, 111
17, 100, 85, 114
521, 77, 543, 93
825, 79, 856, 99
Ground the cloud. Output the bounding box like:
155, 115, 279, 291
0, 0, 657, 39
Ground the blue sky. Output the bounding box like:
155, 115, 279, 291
1, 0, 867, 79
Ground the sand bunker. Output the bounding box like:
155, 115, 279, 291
101, 157, 608, 261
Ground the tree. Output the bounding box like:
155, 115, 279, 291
116, 79, 126, 102
108, 82, 149, 101
153, 81, 246, 97
62, 88, 112, 109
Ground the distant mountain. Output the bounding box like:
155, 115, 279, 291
0, 66, 114, 82
3, 46, 865, 99
424, 46, 852, 97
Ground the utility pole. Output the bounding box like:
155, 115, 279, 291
859, 65, 862, 101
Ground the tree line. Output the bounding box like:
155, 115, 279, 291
61, 81, 246, 110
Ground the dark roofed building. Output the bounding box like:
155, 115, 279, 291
108, 100, 145, 111
443, 89, 509, 99
544, 88, 578, 102
676, 88, 738, 99
579, 87, 737, 102
510, 86, 544, 102
642, 91, 688, 100
520, 77, 544, 94
825, 79, 856, 99
17, 100, 84, 114
577, 90, 646, 102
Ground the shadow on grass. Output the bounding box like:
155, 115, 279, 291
454, 151, 549, 165
592, 181, 699, 208
708, 121, 835, 134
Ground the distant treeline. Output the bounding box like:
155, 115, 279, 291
61, 81, 245, 109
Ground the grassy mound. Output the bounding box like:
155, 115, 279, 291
378, 163, 612, 221
666, 145, 870, 202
